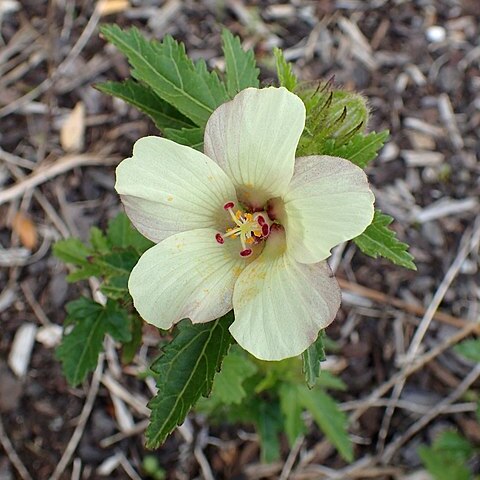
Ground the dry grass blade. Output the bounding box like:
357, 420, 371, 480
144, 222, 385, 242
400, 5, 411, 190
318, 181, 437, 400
381, 363, 480, 463
0, 153, 119, 205
49, 356, 104, 480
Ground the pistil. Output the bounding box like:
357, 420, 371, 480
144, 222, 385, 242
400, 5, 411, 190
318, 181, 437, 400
215, 201, 271, 257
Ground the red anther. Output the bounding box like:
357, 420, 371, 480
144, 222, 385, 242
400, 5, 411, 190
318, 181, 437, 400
261, 224, 270, 237
223, 201, 235, 210
240, 248, 252, 257
215, 233, 224, 244
257, 215, 265, 226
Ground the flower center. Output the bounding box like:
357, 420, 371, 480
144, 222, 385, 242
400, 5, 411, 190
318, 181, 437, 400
215, 201, 270, 257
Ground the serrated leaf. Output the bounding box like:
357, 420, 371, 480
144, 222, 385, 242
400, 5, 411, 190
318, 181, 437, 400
211, 348, 258, 405
273, 47, 297, 91
321, 130, 389, 168
302, 331, 326, 388
53, 238, 102, 282
297, 386, 353, 462
146, 314, 234, 448
354, 210, 416, 270
433, 431, 474, 459
100, 275, 129, 300
53, 238, 91, 266
418, 446, 471, 480
279, 384, 306, 446
56, 298, 131, 386
65, 263, 103, 282
454, 339, 480, 362
221, 29, 259, 97
107, 212, 153, 253
96, 80, 193, 131
163, 126, 204, 150
101, 25, 228, 127
89, 227, 110, 254
418, 432, 474, 480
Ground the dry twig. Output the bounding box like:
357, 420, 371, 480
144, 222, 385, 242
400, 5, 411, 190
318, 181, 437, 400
50, 356, 105, 480
0, 153, 119, 205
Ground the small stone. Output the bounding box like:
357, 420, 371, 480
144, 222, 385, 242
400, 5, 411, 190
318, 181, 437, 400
426, 25, 446, 43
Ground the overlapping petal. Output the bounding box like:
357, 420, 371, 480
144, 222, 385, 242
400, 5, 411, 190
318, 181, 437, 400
204, 87, 305, 208
230, 229, 341, 361
128, 229, 247, 329
115, 136, 237, 243
282, 155, 375, 264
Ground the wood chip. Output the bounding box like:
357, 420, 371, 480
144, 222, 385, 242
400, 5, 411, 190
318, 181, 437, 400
406, 131, 436, 150
97, 453, 122, 476
8, 323, 37, 378
11, 212, 38, 250
404, 117, 444, 137
110, 394, 134, 432
438, 93, 464, 150
413, 197, 479, 223
36, 324, 63, 348
97, 0, 129, 16
60, 102, 86, 153
402, 150, 444, 167
338, 17, 378, 70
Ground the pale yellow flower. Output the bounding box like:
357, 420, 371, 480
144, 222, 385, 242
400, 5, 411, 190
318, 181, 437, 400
115, 87, 374, 360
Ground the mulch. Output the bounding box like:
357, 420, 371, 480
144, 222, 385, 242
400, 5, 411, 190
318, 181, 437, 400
0, 1, 479, 479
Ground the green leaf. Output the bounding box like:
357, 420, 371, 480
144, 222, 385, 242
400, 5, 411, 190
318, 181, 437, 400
433, 431, 474, 459
221, 29, 259, 98
101, 25, 228, 127
354, 210, 416, 270
210, 348, 258, 405
315, 371, 347, 391
418, 446, 471, 480
418, 432, 474, 480
454, 339, 480, 362
297, 387, 353, 462
56, 298, 131, 386
302, 331, 326, 388
321, 130, 389, 169
107, 212, 153, 253
96, 80, 193, 131
53, 238, 103, 282
146, 314, 234, 448
89, 227, 110, 254
273, 48, 297, 91
279, 384, 306, 446
163, 126, 204, 150
255, 401, 282, 463
53, 238, 91, 266
122, 315, 144, 364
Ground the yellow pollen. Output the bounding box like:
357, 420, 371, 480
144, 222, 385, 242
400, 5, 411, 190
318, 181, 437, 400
220, 205, 270, 256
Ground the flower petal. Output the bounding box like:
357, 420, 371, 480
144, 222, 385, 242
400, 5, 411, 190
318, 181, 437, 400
129, 228, 247, 329
230, 229, 341, 361
204, 87, 305, 208
115, 136, 237, 243
282, 155, 375, 264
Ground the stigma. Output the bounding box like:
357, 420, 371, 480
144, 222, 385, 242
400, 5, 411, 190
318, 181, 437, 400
215, 201, 271, 257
